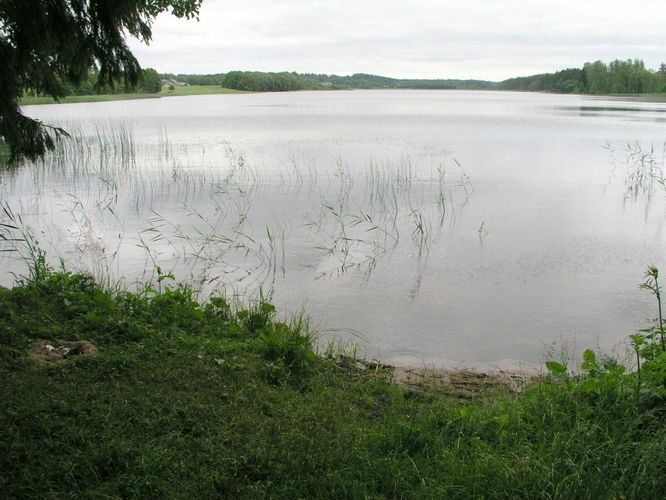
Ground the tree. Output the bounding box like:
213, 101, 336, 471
583, 60, 609, 94
138, 68, 163, 93
0, 0, 201, 162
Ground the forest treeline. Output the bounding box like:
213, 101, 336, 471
498, 59, 666, 94
215, 59, 666, 94
219, 71, 495, 91
23, 59, 666, 98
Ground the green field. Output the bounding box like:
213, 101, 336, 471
160, 84, 248, 96
19, 86, 247, 106
19, 93, 162, 106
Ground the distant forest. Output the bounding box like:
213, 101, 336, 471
498, 59, 666, 94
28, 59, 666, 97
168, 59, 666, 95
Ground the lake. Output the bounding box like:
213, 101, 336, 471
3, 90, 665, 369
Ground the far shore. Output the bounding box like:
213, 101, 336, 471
19, 85, 666, 106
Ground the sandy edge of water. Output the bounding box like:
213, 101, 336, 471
389, 365, 540, 399
343, 356, 543, 398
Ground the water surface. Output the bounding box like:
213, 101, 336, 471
3, 90, 665, 368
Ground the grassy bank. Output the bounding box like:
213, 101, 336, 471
19, 86, 247, 106
159, 84, 248, 96
1, 256, 665, 498
19, 93, 163, 106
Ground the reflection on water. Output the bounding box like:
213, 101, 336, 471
553, 99, 666, 123
560, 106, 666, 114
2, 90, 665, 367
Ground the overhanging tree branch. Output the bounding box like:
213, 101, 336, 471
0, 0, 201, 162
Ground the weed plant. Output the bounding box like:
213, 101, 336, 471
1, 123, 477, 300
3, 126, 666, 498
1, 256, 666, 498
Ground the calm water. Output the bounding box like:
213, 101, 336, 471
3, 90, 665, 368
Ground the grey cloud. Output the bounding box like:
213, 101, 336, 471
129, 0, 666, 80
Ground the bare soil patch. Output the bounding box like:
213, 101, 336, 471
29, 340, 97, 364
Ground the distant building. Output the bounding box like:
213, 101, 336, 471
160, 78, 189, 87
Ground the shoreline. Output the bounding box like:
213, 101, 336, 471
18, 85, 248, 106
19, 86, 666, 106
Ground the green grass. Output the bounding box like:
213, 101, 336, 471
159, 84, 248, 96
1, 257, 665, 498
19, 86, 247, 106
19, 93, 163, 105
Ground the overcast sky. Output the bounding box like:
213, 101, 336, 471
127, 0, 666, 81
